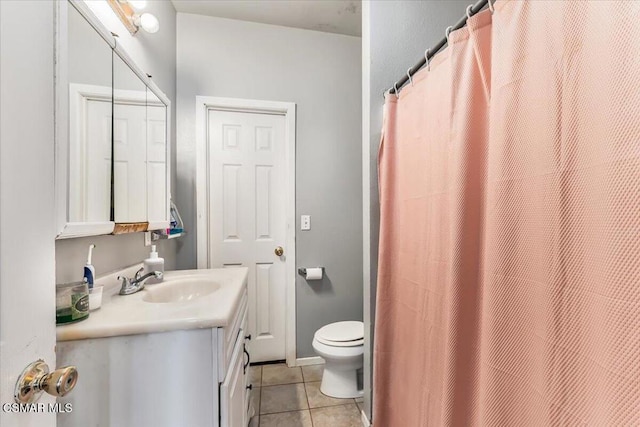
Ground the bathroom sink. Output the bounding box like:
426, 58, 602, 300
57, 267, 249, 342
142, 279, 221, 303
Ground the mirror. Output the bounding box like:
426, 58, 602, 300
56, 1, 171, 238
113, 53, 148, 224
146, 88, 168, 228
67, 2, 112, 224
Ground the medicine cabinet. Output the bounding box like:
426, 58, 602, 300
55, 0, 171, 239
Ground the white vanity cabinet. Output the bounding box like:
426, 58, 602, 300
220, 296, 251, 427
57, 290, 251, 427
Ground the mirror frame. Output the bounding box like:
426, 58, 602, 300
55, 0, 171, 239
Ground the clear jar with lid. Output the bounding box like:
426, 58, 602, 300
56, 281, 89, 325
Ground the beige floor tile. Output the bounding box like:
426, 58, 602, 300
248, 415, 259, 427
354, 396, 364, 403
301, 364, 324, 383
250, 386, 261, 417
259, 410, 313, 427
310, 403, 362, 427
249, 365, 262, 387
356, 401, 364, 413
260, 384, 308, 414
262, 363, 303, 386
305, 381, 353, 409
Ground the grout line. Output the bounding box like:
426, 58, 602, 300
308, 400, 359, 409
261, 380, 304, 388
260, 409, 312, 416
304, 381, 314, 427
260, 384, 305, 390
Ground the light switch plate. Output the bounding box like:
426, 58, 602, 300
301, 215, 311, 231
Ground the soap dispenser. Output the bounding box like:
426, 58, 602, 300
143, 245, 164, 284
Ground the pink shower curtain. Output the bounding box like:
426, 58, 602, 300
374, 1, 640, 426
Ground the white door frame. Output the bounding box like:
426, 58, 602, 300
67, 83, 114, 235
195, 96, 297, 366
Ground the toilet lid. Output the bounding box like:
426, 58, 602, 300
315, 321, 363, 347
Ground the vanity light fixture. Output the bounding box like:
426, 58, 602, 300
128, 0, 147, 9
107, 0, 160, 35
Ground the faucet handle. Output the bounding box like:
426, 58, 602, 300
134, 267, 145, 281
117, 276, 133, 296
153, 271, 164, 280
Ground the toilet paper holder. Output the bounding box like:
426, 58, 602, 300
298, 267, 324, 277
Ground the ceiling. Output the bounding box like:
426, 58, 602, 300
170, 0, 362, 37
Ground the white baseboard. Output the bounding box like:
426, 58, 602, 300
294, 356, 325, 367
361, 409, 371, 426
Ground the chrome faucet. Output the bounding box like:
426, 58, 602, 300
118, 267, 163, 295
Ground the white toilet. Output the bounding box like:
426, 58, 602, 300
312, 321, 364, 398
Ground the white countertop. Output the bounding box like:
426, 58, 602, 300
56, 266, 248, 342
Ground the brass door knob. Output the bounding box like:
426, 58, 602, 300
14, 360, 78, 403
275, 246, 284, 256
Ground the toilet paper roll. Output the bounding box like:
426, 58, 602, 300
305, 268, 323, 280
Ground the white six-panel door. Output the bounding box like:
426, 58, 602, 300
83, 98, 112, 222
208, 110, 287, 363
113, 102, 147, 223
146, 104, 167, 225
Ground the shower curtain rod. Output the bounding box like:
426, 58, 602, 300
387, 0, 491, 95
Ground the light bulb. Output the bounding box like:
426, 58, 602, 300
128, 0, 147, 10
139, 13, 159, 33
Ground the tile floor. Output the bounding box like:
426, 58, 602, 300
248, 363, 364, 427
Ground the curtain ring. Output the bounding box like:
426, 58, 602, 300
393, 83, 400, 99
445, 26, 453, 44
466, 4, 473, 19
407, 68, 413, 87
424, 48, 431, 71
488, 0, 495, 13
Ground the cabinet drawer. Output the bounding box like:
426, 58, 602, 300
218, 290, 248, 382
220, 330, 246, 427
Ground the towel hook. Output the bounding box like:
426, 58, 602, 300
445, 26, 453, 44
488, 0, 495, 13
466, 4, 474, 19
424, 48, 431, 71
407, 68, 414, 86
393, 83, 400, 99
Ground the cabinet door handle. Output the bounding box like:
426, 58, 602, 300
243, 346, 251, 375
245, 334, 251, 341
246, 384, 253, 391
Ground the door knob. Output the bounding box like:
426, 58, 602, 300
14, 360, 78, 404
274, 246, 284, 256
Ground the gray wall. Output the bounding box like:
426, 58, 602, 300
56, 1, 178, 283
363, 0, 470, 421
176, 14, 362, 358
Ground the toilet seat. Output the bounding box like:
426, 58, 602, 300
314, 321, 364, 347
315, 337, 364, 347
